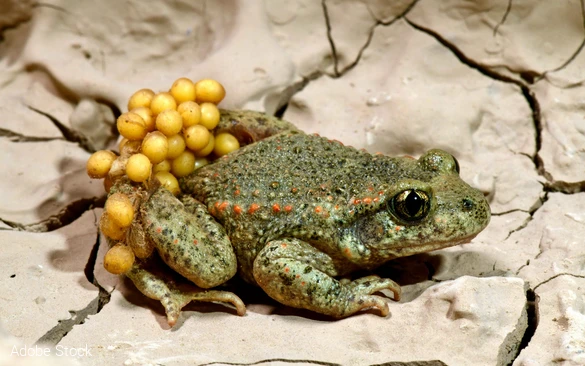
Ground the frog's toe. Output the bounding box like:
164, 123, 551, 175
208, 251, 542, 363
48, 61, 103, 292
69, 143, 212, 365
347, 275, 402, 301
126, 265, 245, 327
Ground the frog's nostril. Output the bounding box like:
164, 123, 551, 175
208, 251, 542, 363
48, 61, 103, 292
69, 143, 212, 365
462, 198, 474, 211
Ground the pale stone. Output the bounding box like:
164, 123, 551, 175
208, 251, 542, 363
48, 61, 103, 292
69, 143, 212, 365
0, 211, 99, 345
59, 276, 526, 366
514, 275, 585, 366
0, 138, 104, 225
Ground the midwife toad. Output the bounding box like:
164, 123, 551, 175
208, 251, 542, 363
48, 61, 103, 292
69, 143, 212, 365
114, 110, 490, 326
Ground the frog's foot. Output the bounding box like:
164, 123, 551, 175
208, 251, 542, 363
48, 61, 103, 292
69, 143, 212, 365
253, 239, 401, 318
127, 264, 245, 327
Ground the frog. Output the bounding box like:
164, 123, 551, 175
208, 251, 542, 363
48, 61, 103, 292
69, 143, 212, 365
115, 110, 491, 326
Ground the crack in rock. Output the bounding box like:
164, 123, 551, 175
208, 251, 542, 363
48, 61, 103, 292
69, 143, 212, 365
0, 127, 65, 143
0, 196, 105, 232
504, 192, 548, 240
27, 106, 96, 153
533, 273, 585, 291
274, 71, 324, 118
507, 288, 537, 366
493, 0, 513, 37
276, 0, 419, 117
35, 231, 111, 347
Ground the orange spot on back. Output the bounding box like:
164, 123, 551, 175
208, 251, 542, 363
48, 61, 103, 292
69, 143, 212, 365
284, 205, 293, 213
373, 197, 380, 203
354, 199, 362, 205
233, 205, 242, 215
156, 227, 162, 233
248, 203, 260, 214
193, 239, 198, 245
395, 226, 402, 231
378, 191, 384, 196
284, 267, 290, 273
234, 189, 240, 196
272, 203, 281, 213
218, 202, 229, 212
173, 239, 178, 244
315, 206, 323, 213
301, 281, 306, 286
296, 274, 301, 278
276, 146, 282, 150
363, 197, 372, 204
281, 243, 287, 248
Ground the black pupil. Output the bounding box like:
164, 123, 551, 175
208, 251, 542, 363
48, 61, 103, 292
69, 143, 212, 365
405, 191, 422, 216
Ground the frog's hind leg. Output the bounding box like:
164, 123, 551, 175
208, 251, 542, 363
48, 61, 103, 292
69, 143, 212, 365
126, 263, 245, 327
140, 186, 238, 289
253, 238, 401, 318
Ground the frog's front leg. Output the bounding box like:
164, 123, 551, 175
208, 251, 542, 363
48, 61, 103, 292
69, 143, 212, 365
140, 186, 237, 288
127, 262, 245, 327
253, 238, 401, 317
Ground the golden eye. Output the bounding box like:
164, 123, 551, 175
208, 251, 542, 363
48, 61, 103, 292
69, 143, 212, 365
390, 190, 431, 222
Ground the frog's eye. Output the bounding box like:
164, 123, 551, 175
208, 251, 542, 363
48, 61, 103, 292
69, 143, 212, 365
453, 156, 460, 174
390, 190, 431, 222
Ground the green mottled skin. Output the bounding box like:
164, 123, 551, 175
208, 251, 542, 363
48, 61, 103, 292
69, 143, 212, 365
123, 110, 491, 325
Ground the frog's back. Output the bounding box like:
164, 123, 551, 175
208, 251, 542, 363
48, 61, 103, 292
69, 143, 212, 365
181, 132, 421, 243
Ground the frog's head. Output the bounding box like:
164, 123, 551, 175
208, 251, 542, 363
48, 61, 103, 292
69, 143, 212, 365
339, 149, 490, 266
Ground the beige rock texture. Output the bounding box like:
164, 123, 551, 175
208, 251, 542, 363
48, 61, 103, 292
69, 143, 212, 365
0, 0, 584, 365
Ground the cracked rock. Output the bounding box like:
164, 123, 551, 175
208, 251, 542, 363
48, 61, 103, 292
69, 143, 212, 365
514, 275, 585, 365
57, 276, 526, 365
0, 210, 100, 345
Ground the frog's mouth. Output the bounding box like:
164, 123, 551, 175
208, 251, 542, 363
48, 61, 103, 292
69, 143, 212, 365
380, 232, 481, 259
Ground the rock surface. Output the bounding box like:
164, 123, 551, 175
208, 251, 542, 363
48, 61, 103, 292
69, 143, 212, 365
0, 0, 584, 365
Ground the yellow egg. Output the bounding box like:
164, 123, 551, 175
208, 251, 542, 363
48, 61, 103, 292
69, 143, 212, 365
194, 157, 210, 170
195, 79, 226, 104
170, 77, 196, 103
171, 150, 195, 178
214, 133, 240, 157
103, 244, 135, 275
127, 89, 154, 111
117, 112, 147, 140
166, 134, 186, 159
141, 131, 169, 164
199, 102, 220, 130
177, 101, 201, 128
152, 159, 171, 174
194, 133, 214, 157
131, 107, 155, 132
184, 125, 210, 151
150, 92, 177, 115
100, 213, 126, 241
126, 153, 152, 182
154, 171, 181, 195
86, 150, 117, 179
156, 109, 183, 136
105, 193, 134, 228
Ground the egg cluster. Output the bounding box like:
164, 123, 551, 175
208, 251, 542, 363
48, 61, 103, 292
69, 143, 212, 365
85, 77, 240, 275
